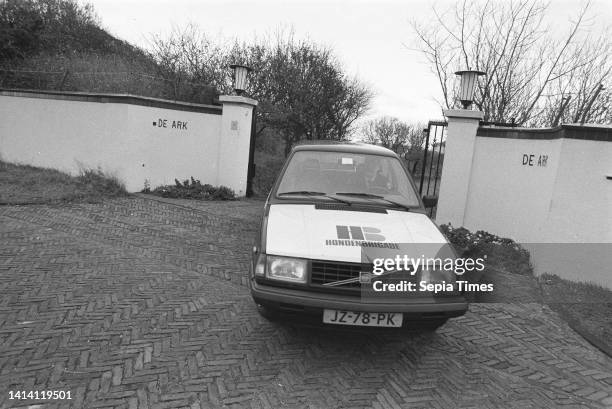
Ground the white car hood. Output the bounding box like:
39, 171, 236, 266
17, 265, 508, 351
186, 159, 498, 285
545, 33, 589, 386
265, 204, 449, 263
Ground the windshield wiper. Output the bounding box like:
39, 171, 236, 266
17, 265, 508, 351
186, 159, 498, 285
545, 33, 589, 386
334, 192, 412, 211
278, 191, 352, 205
278, 190, 326, 196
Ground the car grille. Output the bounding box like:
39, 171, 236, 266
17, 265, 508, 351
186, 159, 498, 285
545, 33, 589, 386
310, 260, 418, 292
310, 260, 363, 288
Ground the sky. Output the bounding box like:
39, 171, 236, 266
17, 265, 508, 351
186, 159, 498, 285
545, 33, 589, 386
89, 0, 610, 127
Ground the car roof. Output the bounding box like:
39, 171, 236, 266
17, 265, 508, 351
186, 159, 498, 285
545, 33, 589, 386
292, 141, 397, 157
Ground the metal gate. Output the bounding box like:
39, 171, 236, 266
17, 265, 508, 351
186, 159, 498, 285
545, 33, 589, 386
406, 120, 447, 217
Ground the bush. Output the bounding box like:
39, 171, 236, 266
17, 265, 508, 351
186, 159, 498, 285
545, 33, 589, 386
439, 224, 532, 275
143, 177, 236, 201
77, 168, 126, 197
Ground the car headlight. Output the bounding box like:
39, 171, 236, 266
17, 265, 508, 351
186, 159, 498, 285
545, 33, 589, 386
266, 255, 307, 283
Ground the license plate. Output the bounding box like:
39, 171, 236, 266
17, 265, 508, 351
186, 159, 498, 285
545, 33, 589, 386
322, 310, 402, 327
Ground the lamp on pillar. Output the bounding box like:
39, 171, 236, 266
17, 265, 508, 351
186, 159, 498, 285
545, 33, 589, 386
229, 64, 252, 96
454, 70, 485, 109
229, 63, 257, 196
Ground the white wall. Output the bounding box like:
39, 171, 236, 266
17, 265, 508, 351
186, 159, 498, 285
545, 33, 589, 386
0, 91, 256, 195
1, 96, 129, 176
460, 134, 611, 245
463, 137, 562, 242
531, 138, 612, 287
543, 139, 612, 243
122, 103, 222, 193
436, 117, 612, 288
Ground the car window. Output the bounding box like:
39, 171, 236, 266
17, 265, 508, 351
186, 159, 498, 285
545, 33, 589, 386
276, 150, 420, 207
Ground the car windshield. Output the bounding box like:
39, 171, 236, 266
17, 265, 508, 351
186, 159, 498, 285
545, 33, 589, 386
276, 150, 420, 207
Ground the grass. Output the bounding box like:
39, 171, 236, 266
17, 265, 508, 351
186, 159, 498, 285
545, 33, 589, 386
0, 160, 128, 204
539, 273, 612, 355
442, 225, 611, 355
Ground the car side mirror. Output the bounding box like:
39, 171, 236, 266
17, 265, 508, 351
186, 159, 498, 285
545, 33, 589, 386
422, 195, 438, 208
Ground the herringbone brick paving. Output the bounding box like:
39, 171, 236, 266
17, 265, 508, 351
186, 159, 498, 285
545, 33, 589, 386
0, 197, 610, 409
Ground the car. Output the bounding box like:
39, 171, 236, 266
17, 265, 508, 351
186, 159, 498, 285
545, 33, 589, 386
249, 141, 468, 330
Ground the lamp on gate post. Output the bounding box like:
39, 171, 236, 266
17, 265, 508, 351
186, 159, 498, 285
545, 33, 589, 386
229, 64, 252, 96
454, 70, 486, 109
229, 63, 257, 196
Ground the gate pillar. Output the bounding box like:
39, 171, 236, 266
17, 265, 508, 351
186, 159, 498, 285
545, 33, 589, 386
435, 109, 483, 226
217, 95, 258, 197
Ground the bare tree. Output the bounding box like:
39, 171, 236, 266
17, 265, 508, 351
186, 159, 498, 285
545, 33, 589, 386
149, 27, 373, 154
411, 0, 611, 126
148, 24, 230, 101
362, 117, 424, 154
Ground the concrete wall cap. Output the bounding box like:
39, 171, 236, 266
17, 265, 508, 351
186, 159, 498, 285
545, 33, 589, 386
218, 95, 258, 107
443, 109, 484, 120
0, 88, 222, 114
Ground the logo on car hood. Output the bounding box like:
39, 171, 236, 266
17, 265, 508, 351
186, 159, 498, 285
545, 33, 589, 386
336, 225, 384, 241
326, 225, 399, 249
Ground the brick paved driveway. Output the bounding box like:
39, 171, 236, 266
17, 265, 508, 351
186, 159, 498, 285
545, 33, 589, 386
1, 196, 611, 409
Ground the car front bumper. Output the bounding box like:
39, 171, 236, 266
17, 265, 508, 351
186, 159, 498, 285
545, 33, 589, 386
250, 279, 468, 325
